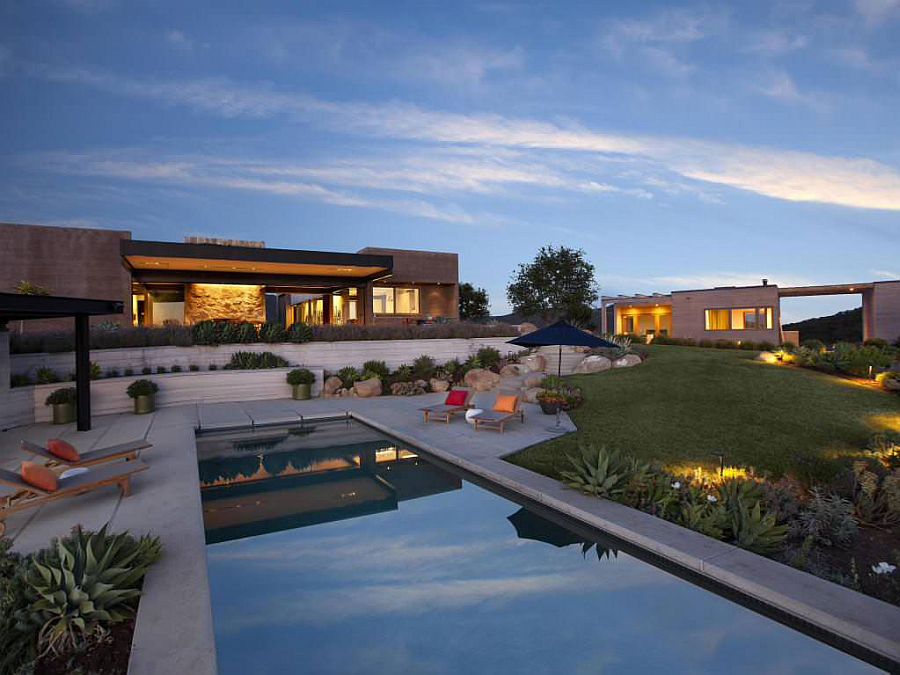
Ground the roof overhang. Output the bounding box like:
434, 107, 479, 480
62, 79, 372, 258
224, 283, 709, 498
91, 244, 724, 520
0, 293, 123, 322
778, 283, 874, 297
122, 240, 393, 285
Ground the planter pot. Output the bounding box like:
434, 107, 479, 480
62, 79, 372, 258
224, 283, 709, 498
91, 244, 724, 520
292, 383, 311, 400
51, 402, 76, 425
133, 394, 156, 415
539, 400, 561, 415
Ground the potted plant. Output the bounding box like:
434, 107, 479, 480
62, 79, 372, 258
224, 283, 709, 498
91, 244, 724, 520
126, 379, 159, 414
45, 387, 77, 424
286, 368, 315, 400
537, 390, 566, 415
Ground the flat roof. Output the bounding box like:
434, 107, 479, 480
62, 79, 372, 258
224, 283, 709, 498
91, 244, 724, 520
0, 292, 123, 322
778, 282, 875, 297
121, 240, 392, 280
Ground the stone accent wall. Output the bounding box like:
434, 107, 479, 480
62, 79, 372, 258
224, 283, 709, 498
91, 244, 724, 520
671, 285, 781, 343
871, 281, 900, 343
184, 283, 266, 325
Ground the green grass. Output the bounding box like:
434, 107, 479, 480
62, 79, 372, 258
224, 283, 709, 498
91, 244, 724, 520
508, 345, 900, 483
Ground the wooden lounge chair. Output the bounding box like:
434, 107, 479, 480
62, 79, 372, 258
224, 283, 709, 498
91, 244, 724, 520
471, 392, 525, 433
0, 460, 149, 535
419, 388, 475, 424
20, 439, 151, 469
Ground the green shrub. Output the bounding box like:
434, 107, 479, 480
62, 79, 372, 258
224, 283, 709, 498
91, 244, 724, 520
170, 364, 182, 373
337, 366, 361, 388
560, 444, 639, 499
106, 367, 120, 378
44, 387, 76, 406
225, 351, 289, 370
90, 362, 102, 380
795, 488, 858, 548
288, 322, 313, 343
476, 346, 502, 369
209, 363, 218, 371
124, 368, 134, 376
259, 322, 288, 343
729, 500, 789, 555
442, 359, 463, 382
0, 537, 35, 673
362, 360, 390, 379
236, 322, 259, 343
189, 364, 199, 372
864, 338, 889, 349
11, 374, 32, 387
286, 368, 315, 386
801, 339, 825, 352
156, 366, 167, 374
21, 525, 161, 657
191, 320, 220, 346
412, 354, 436, 380
35, 367, 59, 385
392, 364, 414, 382
126, 379, 158, 398
141, 366, 152, 375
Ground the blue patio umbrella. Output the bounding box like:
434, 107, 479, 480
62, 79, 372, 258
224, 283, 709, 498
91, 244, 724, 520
507, 320, 618, 378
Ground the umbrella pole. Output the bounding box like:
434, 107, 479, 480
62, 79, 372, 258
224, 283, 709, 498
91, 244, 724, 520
556, 344, 562, 428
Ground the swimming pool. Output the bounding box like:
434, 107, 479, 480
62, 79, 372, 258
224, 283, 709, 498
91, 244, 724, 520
198, 419, 877, 674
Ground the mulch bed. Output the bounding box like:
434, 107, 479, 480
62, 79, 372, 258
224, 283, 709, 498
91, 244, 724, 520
34, 617, 135, 675
817, 528, 900, 605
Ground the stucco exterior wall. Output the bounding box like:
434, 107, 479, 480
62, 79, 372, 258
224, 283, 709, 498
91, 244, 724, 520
184, 283, 266, 325
671, 285, 781, 343
871, 281, 900, 342
0, 223, 132, 332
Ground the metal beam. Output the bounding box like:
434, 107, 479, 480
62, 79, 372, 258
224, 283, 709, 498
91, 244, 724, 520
74, 314, 91, 431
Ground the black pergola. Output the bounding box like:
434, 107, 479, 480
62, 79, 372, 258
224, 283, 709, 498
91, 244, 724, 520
0, 293, 124, 431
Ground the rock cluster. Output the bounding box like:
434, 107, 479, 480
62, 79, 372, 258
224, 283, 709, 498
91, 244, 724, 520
391, 381, 427, 396
464, 368, 502, 391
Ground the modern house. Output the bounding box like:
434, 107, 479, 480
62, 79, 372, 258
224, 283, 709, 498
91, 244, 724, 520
601, 279, 900, 344
0, 223, 459, 331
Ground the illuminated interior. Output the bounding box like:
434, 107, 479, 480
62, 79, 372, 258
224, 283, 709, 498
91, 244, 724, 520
616, 304, 673, 337
373, 286, 420, 315
705, 307, 774, 331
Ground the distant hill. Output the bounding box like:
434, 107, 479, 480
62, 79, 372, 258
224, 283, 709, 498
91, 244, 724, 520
783, 307, 862, 344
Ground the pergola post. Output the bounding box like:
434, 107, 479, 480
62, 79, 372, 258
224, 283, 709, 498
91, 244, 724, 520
74, 314, 91, 431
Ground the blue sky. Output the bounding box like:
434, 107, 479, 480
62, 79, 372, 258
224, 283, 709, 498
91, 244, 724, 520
1, 0, 899, 320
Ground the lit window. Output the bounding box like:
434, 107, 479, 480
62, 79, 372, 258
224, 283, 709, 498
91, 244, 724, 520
705, 309, 730, 331
395, 288, 419, 314
373, 287, 419, 315
731, 308, 757, 330
348, 300, 357, 321
622, 316, 635, 333
373, 287, 394, 314
760, 307, 773, 329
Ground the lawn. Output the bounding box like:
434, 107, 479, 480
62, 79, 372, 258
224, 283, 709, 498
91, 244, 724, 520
508, 345, 900, 483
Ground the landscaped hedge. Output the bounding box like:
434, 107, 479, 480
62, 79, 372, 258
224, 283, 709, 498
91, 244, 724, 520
9, 321, 518, 354
651, 335, 777, 351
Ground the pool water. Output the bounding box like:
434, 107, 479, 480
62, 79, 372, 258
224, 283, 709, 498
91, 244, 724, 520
198, 420, 876, 675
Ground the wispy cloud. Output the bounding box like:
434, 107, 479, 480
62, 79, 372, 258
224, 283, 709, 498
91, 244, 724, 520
21, 63, 900, 211
753, 71, 826, 110
164, 29, 194, 51
854, 0, 900, 26
743, 30, 808, 55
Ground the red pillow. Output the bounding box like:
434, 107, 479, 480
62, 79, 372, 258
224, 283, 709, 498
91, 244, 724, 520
47, 439, 80, 462
21, 461, 59, 492
445, 389, 468, 406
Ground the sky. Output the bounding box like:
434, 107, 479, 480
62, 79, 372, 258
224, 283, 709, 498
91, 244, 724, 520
1, 0, 899, 320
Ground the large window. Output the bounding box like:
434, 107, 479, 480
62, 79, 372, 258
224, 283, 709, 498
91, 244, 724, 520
705, 307, 774, 331
373, 287, 419, 315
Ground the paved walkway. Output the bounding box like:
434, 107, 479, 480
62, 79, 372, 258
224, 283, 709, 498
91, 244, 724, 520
2, 390, 898, 672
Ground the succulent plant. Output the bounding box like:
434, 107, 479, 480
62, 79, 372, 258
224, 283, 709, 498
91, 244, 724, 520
730, 500, 788, 555
561, 444, 635, 499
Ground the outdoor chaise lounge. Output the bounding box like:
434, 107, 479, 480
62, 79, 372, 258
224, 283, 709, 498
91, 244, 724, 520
0, 460, 149, 535
19, 438, 151, 469
471, 392, 525, 433
419, 388, 475, 424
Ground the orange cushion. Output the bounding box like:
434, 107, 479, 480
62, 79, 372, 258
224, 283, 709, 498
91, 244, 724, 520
445, 390, 468, 407
47, 439, 80, 462
493, 394, 518, 414
21, 461, 59, 492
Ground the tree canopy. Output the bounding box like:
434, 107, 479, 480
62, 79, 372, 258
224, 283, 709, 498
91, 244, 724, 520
459, 282, 490, 321
506, 246, 598, 324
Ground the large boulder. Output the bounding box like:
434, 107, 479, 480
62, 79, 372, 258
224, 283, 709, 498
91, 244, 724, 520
613, 354, 642, 368
391, 381, 427, 396
523, 372, 545, 388
353, 377, 382, 398
521, 353, 547, 373
756, 351, 778, 364
464, 368, 501, 391
523, 387, 544, 404
430, 378, 450, 393
574, 355, 612, 374
499, 364, 529, 378
518, 322, 538, 335
323, 375, 343, 397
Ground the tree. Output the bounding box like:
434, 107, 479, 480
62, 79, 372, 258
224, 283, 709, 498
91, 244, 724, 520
459, 282, 490, 321
506, 246, 598, 325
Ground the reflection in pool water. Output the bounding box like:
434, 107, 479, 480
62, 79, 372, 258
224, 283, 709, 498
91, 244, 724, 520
199, 421, 876, 674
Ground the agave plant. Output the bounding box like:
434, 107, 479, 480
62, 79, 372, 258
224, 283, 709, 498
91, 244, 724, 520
730, 501, 788, 555
677, 502, 727, 540
560, 444, 635, 499
717, 478, 765, 512
19, 525, 162, 656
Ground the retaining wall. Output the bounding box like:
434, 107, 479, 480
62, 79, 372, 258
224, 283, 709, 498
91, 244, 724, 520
10, 337, 519, 379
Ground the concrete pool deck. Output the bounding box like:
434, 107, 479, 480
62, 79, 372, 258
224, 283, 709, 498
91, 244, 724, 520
1, 392, 899, 672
